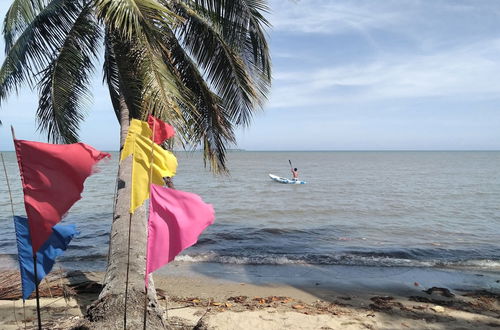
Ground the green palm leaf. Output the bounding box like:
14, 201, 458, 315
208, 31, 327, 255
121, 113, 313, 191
182, 0, 271, 79
1, 0, 271, 172
94, 0, 177, 40
165, 29, 235, 172
172, 3, 260, 127
36, 2, 101, 143
104, 29, 144, 120
0, 0, 85, 106
3, 0, 45, 52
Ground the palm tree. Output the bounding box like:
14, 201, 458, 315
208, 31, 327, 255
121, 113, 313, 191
0, 0, 271, 327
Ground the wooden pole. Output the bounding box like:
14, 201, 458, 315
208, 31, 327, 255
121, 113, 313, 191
33, 255, 42, 330
123, 213, 132, 330
0, 153, 15, 218
123, 120, 137, 330
143, 117, 156, 330
1, 153, 24, 329
142, 275, 148, 330
9, 126, 41, 329
11, 125, 16, 140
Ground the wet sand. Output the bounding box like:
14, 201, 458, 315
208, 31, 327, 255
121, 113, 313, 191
0, 264, 499, 329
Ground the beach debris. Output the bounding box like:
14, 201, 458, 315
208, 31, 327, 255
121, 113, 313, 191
70, 280, 102, 294
0, 271, 77, 300
412, 305, 426, 310
462, 289, 500, 301
255, 298, 266, 304
292, 304, 305, 309
409, 296, 451, 306
430, 305, 445, 313
369, 296, 403, 311
338, 296, 352, 301
228, 296, 248, 303
156, 288, 167, 300
252, 296, 293, 304
423, 287, 454, 298
370, 296, 394, 302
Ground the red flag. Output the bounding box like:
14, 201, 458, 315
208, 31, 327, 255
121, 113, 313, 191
14, 140, 110, 252
147, 115, 175, 144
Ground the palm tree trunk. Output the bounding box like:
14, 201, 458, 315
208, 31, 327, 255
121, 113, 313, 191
86, 95, 168, 329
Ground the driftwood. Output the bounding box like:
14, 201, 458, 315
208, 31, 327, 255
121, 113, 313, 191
0, 270, 102, 300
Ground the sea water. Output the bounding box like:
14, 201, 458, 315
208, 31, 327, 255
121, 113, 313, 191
0, 151, 499, 272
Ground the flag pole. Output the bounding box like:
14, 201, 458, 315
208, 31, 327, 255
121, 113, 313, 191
1, 153, 25, 329
10, 126, 42, 330
0, 153, 15, 218
143, 116, 156, 330
123, 122, 136, 330
33, 254, 42, 330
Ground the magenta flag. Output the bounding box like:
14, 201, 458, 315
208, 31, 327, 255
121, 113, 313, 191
146, 184, 214, 285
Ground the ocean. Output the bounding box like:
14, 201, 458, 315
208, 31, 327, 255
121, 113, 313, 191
1, 151, 499, 272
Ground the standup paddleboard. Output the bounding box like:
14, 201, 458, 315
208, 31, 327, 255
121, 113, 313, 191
269, 174, 306, 184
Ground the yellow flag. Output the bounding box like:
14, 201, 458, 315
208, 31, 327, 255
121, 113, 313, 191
121, 119, 178, 213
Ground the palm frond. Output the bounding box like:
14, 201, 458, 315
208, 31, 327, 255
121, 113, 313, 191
36, 3, 101, 143
166, 30, 235, 172
97, 0, 190, 123
138, 36, 186, 121
103, 29, 146, 120
0, 0, 86, 106
103, 30, 121, 121
172, 1, 269, 126
180, 0, 271, 79
94, 0, 177, 40
3, 0, 45, 53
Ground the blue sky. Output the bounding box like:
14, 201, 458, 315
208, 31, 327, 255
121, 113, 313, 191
1, 0, 500, 150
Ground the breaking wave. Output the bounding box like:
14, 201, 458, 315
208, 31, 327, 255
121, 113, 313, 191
175, 252, 500, 270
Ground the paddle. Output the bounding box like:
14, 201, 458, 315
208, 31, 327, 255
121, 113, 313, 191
289, 160, 295, 179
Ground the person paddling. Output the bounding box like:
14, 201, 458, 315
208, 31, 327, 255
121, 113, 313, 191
163, 176, 175, 188
289, 160, 299, 181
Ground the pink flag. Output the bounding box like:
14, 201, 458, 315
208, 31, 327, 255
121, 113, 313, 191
14, 139, 110, 252
146, 184, 214, 284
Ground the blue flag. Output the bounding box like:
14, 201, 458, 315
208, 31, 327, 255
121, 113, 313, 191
13, 216, 78, 300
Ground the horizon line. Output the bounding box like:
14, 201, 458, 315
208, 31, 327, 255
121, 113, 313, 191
1, 149, 500, 152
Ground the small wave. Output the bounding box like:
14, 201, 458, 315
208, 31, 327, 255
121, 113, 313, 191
174, 252, 500, 270
175, 254, 307, 265
210, 227, 329, 242
257, 228, 310, 235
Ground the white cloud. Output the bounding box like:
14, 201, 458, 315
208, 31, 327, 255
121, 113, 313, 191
268, 38, 500, 109
270, 0, 404, 35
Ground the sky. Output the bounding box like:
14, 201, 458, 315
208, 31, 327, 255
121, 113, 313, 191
1, 0, 500, 151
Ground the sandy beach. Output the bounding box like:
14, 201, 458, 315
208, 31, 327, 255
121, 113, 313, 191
0, 263, 499, 329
